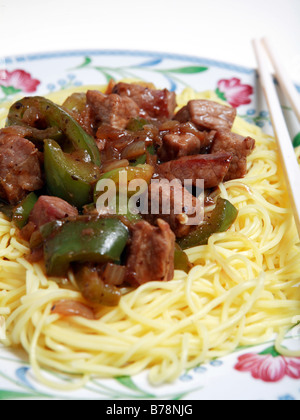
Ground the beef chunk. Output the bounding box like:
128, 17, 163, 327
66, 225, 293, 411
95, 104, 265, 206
112, 82, 177, 120
0, 129, 43, 204
0, 125, 34, 139
158, 132, 201, 161
143, 179, 203, 237
29, 196, 78, 228
157, 152, 232, 189
175, 100, 237, 131
78, 104, 96, 137
126, 219, 175, 285
86, 90, 140, 130
211, 129, 255, 180
158, 122, 216, 161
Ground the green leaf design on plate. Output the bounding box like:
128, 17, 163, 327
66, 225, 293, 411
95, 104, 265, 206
0, 86, 22, 96
0, 389, 36, 400
163, 66, 208, 74
172, 392, 191, 400
115, 376, 157, 398
293, 132, 300, 148
94, 67, 115, 83
115, 376, 143, 393
215, 87, 227, 102
259, 345, 281, 358
72, 56, 92, 70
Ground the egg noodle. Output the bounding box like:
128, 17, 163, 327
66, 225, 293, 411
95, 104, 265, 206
0, 84, 300, 391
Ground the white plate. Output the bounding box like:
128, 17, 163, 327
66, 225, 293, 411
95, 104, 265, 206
0, 50, 300, 400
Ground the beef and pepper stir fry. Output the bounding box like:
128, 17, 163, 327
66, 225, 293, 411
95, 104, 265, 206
0, 81, 255, 310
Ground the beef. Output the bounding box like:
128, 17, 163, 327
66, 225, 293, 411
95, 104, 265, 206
126, 219, 175, 285
78, 104, 96, 137
157, 152, 232, 189
158, 122, 216, 161
112, 82, 177, 120
211, 129, 255, 180
143, 179, 203, 237
175, 100, 237, 131
0, 123, 61, 147
21, 196, 78, 260
86, 90, 140, 130
158, 132, 201, 161
29, 196, 78, 228
22, 105, 45, 128
0, 129, 43, 204
0, 126, 34, 139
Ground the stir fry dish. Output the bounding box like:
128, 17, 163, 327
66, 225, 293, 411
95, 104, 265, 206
0, 82, 255, 309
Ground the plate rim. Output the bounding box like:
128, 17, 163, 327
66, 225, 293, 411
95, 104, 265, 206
3, 48, 256, 74
3, 48, 300, 91
3, 48, 300, 92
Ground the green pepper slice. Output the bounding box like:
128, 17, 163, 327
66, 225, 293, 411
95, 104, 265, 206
126, 117, 149, 132
177, 198, 238, 250
6, 96, 101, 166
94, 164, 154, 201
44, 139, 101, 208
174, 244, 193, 273
12, 192, 38, 229
131, 145, 156, 166
62, 93, 87, 114
83, 197, 142, 226
73, 264, 121, 307
42, 217, 129, 277
109, 195, 143, 225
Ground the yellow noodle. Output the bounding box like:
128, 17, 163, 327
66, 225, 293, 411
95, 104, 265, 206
0, 85, 299, 390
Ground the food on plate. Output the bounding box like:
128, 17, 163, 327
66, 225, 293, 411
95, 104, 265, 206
0, 80, 299, 389
0, 82, 249, 305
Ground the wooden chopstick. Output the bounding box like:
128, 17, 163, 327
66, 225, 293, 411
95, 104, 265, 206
262, 37, 300, 123
252, 38, 300, 237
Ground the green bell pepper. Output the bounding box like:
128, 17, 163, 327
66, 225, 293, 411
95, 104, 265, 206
0, 193, 38, 227
44, 139, 101, 208
177, 198, 238, 250
174, 244, 193, 273
94, 164, 154, 201
109, 195, 143, 225
42, 216, 129, 277
12, 192, 38, 229
62, 93, 87, 114
126, 117, 149, 132
73, 264, 121, 307
6, 96, 101, 166
83, 198, 142, 226
130, 145, 156, 166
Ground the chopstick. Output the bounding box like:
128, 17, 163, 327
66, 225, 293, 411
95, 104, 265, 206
252, 38, 300, 237
262, 37, 300, 123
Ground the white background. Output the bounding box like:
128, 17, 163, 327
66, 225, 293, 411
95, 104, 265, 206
0, 0, 300, 83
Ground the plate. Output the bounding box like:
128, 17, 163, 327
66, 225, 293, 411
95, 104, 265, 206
0, 50, 300, 401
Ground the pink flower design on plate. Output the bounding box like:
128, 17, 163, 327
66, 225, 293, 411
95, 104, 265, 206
0, 69, 40, 95
235, 347, 300, 383
216, 77, 253, 108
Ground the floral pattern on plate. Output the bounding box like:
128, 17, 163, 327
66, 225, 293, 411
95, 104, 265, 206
0, 69, 40, 102
235, 346, 300, 383
215, 77, 254, 108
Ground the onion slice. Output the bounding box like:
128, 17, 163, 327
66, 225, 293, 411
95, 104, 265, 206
51, 300, 95, 320
121, 141, 146, 160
